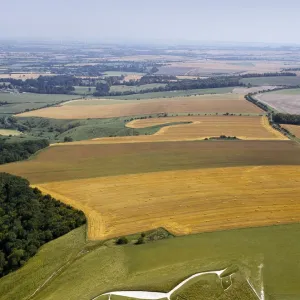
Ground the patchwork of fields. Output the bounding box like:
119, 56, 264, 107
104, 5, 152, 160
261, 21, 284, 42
1, 140, 300, 240
16, 94, 262, 119
1, 83, 300, 300
157, 60, 287, 76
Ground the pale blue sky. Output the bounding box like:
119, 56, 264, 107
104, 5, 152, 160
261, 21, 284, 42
1, 0, 299, 44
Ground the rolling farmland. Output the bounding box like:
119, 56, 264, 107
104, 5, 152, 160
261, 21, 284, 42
16, 94, 262, 119
35, 165, 300, 240
1, 140, 300, 240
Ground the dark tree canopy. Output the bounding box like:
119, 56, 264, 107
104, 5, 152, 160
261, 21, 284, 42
273, 113, 300, 125
0, 173, 86, 277
0, 139, 49, 165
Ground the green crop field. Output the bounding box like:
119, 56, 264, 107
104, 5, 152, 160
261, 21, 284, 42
1, 223, 300, 300
0, 93, 80, 115
240, 76, 300, 86
103, 87, 234, 100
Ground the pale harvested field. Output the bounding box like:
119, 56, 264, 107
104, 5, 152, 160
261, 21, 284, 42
232, 86, 279, 94
16, 94, 262, 119
123, 74, 145, 81
255, 90, 300, 114
0, 129, 22, 136
124, 116, 287, 141
281, 124, 300, 138
34, 165, 300, 240
158, 60, 286, 76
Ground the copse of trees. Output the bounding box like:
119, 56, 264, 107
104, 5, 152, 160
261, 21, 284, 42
273, 113, 300, 125
165, 76, 243, 90
0, 139, 49, 165
0, 173, 86, 277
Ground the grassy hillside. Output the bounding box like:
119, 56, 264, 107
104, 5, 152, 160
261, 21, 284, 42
0, 93, 80, 115
1, 223, 300, 300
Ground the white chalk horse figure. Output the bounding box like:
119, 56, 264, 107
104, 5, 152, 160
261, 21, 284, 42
97, 269, 226, 300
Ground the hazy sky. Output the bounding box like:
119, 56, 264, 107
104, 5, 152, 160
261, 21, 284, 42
1, 0, 300, 44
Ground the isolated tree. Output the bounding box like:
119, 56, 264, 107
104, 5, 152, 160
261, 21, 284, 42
116, 237, 128, 245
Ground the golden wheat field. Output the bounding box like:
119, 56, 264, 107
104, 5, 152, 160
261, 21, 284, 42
124, 116, 286, 141
16, 94, 262, 119
34, 165, 300, 240
1, 140, 300, 240
281, 124, 300, 138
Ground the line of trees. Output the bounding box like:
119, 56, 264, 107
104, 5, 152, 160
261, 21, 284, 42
94, 76, 244, 97
0, 173, 86, 277
240, 72, 297, 78
244, 94, 269, 112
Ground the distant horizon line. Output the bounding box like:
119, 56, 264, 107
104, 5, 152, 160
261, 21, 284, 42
1, 37, 300, 47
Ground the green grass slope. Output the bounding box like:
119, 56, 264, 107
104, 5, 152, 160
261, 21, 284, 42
1, 223, 300, 300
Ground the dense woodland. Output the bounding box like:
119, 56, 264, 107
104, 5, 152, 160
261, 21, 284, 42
0, 139, 49, 165
0, 173, 86, 277
273, 113, 300, 125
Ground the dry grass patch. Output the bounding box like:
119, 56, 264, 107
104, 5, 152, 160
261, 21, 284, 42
0, 129, 22, 136
34, 165, 300, 240
16, 94, 262, 119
